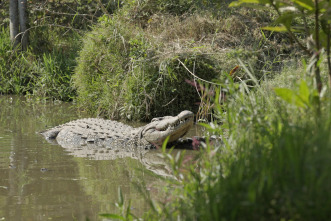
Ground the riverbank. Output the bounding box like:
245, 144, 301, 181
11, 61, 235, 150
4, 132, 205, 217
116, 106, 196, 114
1, 1, 331, 220
1, 1, 301, 120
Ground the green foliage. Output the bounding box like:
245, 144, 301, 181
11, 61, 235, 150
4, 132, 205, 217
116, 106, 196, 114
99, 188, 136, 221
29, 50, 77, 100
274, 80, 319, 109
74, 2, 300, 120
230, 0, 331, 93
0, 27, 76, 100
3, 0, 301, 111
74, 16, 221, 120
107, 64, 331, 220
1, 1, 119, 100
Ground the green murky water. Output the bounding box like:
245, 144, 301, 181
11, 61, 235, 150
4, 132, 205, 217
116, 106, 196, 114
0, 96, 201, 220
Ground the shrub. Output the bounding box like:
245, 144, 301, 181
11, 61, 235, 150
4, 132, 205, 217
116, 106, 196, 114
74, 2, 296, 120
105, 65, 331, 220
74, 17, 221, 120
0, 27, 76, 100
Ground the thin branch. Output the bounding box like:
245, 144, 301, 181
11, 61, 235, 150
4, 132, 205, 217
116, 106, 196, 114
314, 0, 322, 93
33, 8, 96, 17
162, 96, 178, 107
14, 23, 84, 45
327, 24, 331, 89
177, 59, 222, 86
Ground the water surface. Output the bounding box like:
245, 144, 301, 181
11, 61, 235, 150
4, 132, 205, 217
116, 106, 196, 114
0, 96, 196, 220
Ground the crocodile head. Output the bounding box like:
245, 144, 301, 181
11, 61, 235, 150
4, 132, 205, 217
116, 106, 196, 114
139, 110, 194, 146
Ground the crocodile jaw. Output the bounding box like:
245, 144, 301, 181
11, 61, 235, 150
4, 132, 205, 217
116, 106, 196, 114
141, 110, 194, 146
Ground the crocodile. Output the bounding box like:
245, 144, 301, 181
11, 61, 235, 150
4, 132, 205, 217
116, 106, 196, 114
41, 110, 194, 149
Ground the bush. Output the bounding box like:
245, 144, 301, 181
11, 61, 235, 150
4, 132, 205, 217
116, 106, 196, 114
74, 2, 296, 120
0, 27, 76, 100
74, 17, 221, 120
1, 0, 119, 100
105, 65, 331, 220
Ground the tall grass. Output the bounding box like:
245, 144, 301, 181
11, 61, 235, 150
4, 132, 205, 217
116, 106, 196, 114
74, 16, 221, 120
0, 27, 77, 100
30, 50, 77, 101
103, 64, 331, 220
170, 66, 330, 220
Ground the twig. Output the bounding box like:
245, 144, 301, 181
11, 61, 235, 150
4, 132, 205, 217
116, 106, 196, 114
177, 59, 222, 86
162, 96, 178, 107
33, 8, 95, 17
14, 23, 83, 43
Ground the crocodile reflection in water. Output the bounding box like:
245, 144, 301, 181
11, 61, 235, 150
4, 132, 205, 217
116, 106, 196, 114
59, 143, 176, 178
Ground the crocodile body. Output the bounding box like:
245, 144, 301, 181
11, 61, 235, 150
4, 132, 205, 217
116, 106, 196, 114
41, 110, 194, 149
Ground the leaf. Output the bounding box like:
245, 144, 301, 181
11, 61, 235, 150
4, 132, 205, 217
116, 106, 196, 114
125, 200, 132, 219
274, 88, 306, 108
276, 12, 295, 28
229, 65, 240, 76
229, 0, 257, 7
320, 6, 331, 20
298, 80, 310, 106
99, 214, 125, 220
319, 31, 329, 49
274, 88, 295, 103
292, 0, 314, 10
262, 26, 288, 32
320, 19, 330, 35
72, 12, 78, 25
162, 136, 170, 152
229, 0, 269, 7
118, 187, 124, 206
199, 122, 213, 130
262, 26, 301, 33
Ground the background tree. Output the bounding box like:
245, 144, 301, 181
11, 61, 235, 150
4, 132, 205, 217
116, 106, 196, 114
18, 0, 28, 51
9, 0, 20, 49
9, 0, 28, 50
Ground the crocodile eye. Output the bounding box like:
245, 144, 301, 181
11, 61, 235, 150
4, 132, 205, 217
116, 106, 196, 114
151, 117, 164, 122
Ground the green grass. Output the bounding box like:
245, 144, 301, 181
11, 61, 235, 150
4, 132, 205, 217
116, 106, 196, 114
171, 67, 330, 220
1, 0, 303, 117
102, 64, 331, 220
73, 16, 222, 120
0, 27, 78, 101
73, 1, 300, 120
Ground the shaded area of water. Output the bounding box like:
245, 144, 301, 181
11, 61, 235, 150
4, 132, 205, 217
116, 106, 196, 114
0, 96, 201, 220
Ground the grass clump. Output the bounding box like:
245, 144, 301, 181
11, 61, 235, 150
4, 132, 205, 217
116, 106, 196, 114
74, 16, 221, 120
169, 66, 330, 220
74, 1, 298, 120
0, 27, 77, 101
